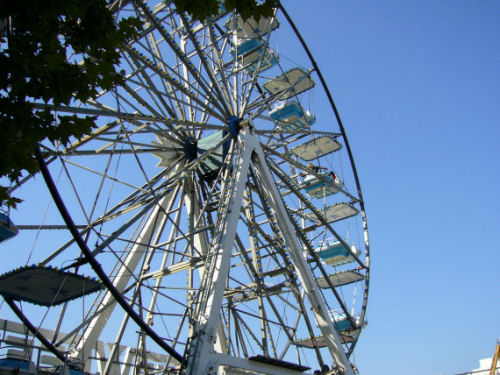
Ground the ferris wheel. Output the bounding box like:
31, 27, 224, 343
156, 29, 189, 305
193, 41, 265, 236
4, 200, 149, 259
0, 2, 370, 375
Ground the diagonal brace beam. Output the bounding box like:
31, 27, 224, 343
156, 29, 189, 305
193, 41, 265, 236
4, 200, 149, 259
251, 143, 354, 375
185, 130, 255, 374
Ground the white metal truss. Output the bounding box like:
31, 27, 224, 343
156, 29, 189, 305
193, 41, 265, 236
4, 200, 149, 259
184, 130, 353, 374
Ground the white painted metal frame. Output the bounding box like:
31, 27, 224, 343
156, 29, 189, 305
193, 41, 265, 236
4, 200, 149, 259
184, 130, 353, 375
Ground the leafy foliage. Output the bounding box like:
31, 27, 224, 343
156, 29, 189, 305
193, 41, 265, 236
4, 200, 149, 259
0, 0, 141, 208
173, 0, 279, 21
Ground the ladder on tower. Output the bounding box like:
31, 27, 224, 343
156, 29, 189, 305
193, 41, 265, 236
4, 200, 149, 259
491, 343, 500, 375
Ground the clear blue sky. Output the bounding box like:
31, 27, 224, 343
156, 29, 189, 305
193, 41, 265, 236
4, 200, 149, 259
284, 1, 499, 374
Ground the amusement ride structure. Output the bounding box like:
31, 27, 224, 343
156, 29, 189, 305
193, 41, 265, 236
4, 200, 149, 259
0, 2, 370, 374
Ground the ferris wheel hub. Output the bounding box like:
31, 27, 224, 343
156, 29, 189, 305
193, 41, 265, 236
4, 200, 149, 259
227, 115, 241, 139
183, 137, 198, 161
